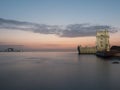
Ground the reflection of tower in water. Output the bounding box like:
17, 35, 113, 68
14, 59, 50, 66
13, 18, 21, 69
95, 57, 111, 89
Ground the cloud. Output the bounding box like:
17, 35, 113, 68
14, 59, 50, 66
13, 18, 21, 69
0, 18, 118, 37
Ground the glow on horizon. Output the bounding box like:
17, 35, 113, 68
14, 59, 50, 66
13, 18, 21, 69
0, 29, 95, 49
0, 29, 119, 50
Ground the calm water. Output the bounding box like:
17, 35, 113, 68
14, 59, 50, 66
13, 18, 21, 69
0, 52, 120, 90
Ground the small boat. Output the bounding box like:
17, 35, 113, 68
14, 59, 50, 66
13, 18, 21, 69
112, 60, 119, 64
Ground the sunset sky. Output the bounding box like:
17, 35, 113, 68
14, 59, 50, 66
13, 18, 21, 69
0, 0, 120, 51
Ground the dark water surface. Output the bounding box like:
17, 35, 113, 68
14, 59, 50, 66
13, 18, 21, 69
0, 52, 120, 90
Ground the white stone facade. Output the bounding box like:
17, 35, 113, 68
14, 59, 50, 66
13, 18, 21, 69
79, 30, 110, 54
79, 46, 96, 54
96, 30, 110, 51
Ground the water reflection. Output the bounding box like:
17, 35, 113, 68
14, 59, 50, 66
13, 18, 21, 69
0, 52, 120, 90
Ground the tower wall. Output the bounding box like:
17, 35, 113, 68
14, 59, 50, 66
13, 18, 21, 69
96, 30, 110, 51
78, 30, 110, 54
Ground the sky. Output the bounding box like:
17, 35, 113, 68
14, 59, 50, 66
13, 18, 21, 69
0, 0, 120, 51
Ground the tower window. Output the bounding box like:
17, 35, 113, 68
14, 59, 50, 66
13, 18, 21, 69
101, 35, 103, 37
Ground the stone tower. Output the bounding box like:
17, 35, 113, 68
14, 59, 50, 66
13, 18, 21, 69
96, 30, 110, 51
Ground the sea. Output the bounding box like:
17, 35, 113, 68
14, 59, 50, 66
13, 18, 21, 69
0, 52, 120, 90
